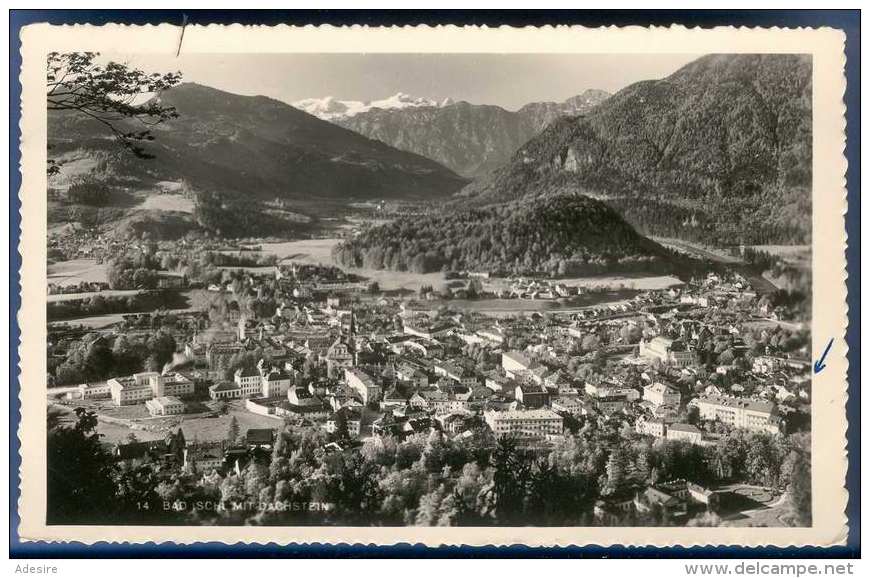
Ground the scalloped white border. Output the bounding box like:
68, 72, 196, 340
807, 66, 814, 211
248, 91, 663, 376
16, 23, 849, 547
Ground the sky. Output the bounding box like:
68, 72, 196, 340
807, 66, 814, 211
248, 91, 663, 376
105, 53, 701, 111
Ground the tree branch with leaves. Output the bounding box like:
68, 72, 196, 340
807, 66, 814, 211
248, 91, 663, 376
47, 51, 182, 175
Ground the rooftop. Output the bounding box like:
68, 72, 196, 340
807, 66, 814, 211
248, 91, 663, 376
695, 394, 775, 414
210, 381, 241, 392
503, 350, 535, 368
487, 408, 561, 421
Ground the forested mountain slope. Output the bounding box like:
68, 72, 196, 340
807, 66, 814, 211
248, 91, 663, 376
333, 193, 670, 276
458, 54, 812, 245
335, 90, 610, 178
49, 83, 468, 204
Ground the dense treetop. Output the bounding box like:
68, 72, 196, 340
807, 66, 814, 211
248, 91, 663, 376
333, 193, 669, 276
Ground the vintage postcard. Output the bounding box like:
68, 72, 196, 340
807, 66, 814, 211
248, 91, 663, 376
16, 23, 849, 547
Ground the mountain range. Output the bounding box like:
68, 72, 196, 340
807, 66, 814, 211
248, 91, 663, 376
457, 54, 812, 245
332, 89, 611, 177
48, 53, 811, 249
292, 92, 455, 121
49, 83, 468, 209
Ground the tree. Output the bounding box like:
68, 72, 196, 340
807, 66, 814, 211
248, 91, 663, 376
620, 323, 642, 344
415, 484, 458, 526
227, 416, 240, 444
487, 437, 530, 524
422, 430, 448, 473
83, 336, 113, 380
635, 449, 652, 483
604, 449, 629, 495
146, 331, 177, 368
67, 176, 111, 205
47, 408, 118, 523
328, 453, 381, 523
717, 348, 736, 365
112, 334, 141, 375
270, 430, 291, 482
785, 453, 812, 526
687, 405, 701, 426
47, 52, 182, 175
331, 409, 351, 442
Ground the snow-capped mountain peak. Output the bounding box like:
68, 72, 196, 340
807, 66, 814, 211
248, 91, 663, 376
292, 92, 444, 120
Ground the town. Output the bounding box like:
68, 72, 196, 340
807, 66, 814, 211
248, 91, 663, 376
47, 235, 813, 527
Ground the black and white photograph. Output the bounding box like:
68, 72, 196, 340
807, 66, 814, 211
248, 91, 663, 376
40, 48, 817, 529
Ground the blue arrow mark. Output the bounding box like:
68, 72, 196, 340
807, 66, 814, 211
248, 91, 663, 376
813, 338, 834, 374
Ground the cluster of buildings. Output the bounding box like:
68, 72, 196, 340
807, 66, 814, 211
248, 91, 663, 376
112, 427, 281, 476
108, 371, 194, 410
208, 364, 293, 400
77, 263, 808, 460
594, 478, 719, 524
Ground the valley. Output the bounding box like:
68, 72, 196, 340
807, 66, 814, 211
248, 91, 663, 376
41, 49, 815, 531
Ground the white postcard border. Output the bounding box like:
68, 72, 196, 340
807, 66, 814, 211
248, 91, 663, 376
16, 23, 849, 547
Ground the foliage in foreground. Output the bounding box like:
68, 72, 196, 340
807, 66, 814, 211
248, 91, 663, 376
47, 410, 812, 527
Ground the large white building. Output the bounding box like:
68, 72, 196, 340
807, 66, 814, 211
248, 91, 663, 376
76, 382, 111, 400
690, 395, 779, 434
345, 368, 382, 405
484, 409, 563, 439
109, 372, 194, 406
261, 368, 293, 398
145, 396, 185, 416
153, 372, 196, 398
234, 366, 263, 398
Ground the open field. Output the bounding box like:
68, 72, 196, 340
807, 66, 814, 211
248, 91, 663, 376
48, 314, 126, 330
651, 237, 743, 264
750, 245, 811, 257
126, 404, 285, 445
482, 274, 683, 292
52, 399, 287, 445
48, 289, 201, 329
355, 268, 447, 293
260, 239, 681, 294
750, 244, 812, 269
261, 238, 447, 292
47, 258, 108, 286
138, 193, 195, 214
47, 289, 142, 303
558, 274, 683, 290
718, 484, 790, 527
260, 238, 340, 263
